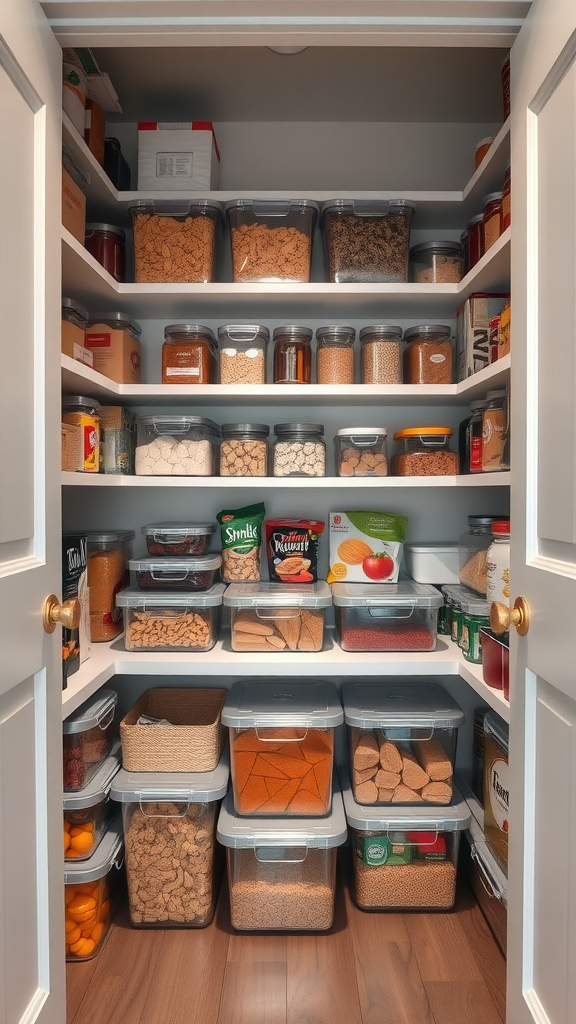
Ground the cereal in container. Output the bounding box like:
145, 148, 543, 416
116, 584, 224, 652
218, 325, 269, 384
226, 200, 318, 283
220, 423, 269, 477
315, 326, 355, 384
273, 423, 325, 477
130, 200, 221, 283
403, 325, 453, 385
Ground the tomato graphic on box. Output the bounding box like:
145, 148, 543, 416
362, 553, 395, 581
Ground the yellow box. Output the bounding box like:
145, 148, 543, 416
498, 303, 511, 358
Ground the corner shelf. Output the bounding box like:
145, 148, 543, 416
61, 471, 511, 488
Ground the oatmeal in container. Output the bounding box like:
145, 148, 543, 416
218, 325, 269, 384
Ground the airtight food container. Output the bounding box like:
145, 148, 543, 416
142, 522, 216, 556
403, 542, 459, 585
332, 582, 443, 653
335, 428, 388, 477
129, 554, 221, 592
115, 584, 225, 652
226, 199, 319, 283
218, 325, 269, 384
217, 776, 347, 931
64, 742, 121, 861
224, 581, 332, 653
129, 199, 222, 283
63, 689, 118, 792
222, 680, 343, 817
458, 590, 490, 664
342, 680, 464, 806
110, 754, 229, 928
322, 199, 415, 283
481, 628, 510, 699
135, 415, 220, 477
464, 813, 507, 954
342, 770, 469, 911
64, 816, 123, 961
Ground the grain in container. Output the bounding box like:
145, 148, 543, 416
119, 687, 226, 773
129, 553, 221, 592
458, 589, 490, 664
273, 423, 325, 477
65, 816, 123, 961
110, 755, 228, 927
222, 679, 343, 817
341, 680, 464, 807
322, 199, 415, 283
335, 428, 388, 477
482, 192, 503, 252
459, 515, 508, 594
392, 427, 459, 476
273, 326, 313, 384
162, 325, 217, 384
130, 200, 221, 283
218, 325, 269, 384
64, 742, 121, 861
403, 542, 459, 585
226, 199, 318, 283
220, 423, 269, 477
410, 241, 464, 284
217, 778, 347, 931
116, 583, 225, 653
86, 531, 134, 642
315, 326, 356, 384
360, 325, 403, 384
342, 769, 469, 910
135, 415, 220, 476
224, 581, 331, 653
333, 582, 442, 653
464, 813, 508, 955
142, 522, 215, 557
483, 713, 509, 873
481, 628, 510, 698
62, 396, 101, 473
403, 325, 453, 384
63, 689, 118, 793
84, 223, 126, 282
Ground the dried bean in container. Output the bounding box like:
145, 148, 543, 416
354, 857, 456, 909
362, 341, 402, 384
392, 451, 460, 476
325, 214, 411, 283
228, 848, 335, 930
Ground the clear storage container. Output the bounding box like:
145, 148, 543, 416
142, 522, 215, 557
64, 742, 121, 861
217, 779, 347, 931
226, 199, 318, 283
482, 388, 509, 472
440, 583, 472, 645
486, 520, 511, 607
110, 756, 229, 927
86, 530, 134, 642
84, 223, 126, 282
481, 628, 510, 699
130, 200, 221, 283
333, 582, 442, 653
322, 199, 415, 283
273, 326, 313, 384
403, 325, 453, 384
359, 325, 403, 384
135, 415, 219, 476
458, 590, 490, 664
465, 814, 508, 955
459, 515, 508, 594
116, 584, 225, 652
129, 553, 221, 592
410, 241, 464, 284
403, 543, 459, 585
63, 689, 118, 792
62, 395, 101, 473
392, 427, 459, 476
220, 423, 269, 477
162, 324, 217, 384
483, 713, 509, 873
273, 422, 325, 477
218, 325, 269, 384
224, 581, 331, 653
65, 817, 123, 961
315, 326, 356, 384
468, 213, 485, 268
482, 192, 503, 252
341, 680, 464, 806
222, 680, 343, 817
335, 428, 388, 477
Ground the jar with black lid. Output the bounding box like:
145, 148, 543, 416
273, 326, 312, 384
410, 241, 464, 284
84, 223, 126, 282
273, 423, 325, 477
220, 424, 269, 477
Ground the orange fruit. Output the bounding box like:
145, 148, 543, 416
70, 831, 93, 856
65, 889, 75, 905
74, 938, 95, 958
66, 926, 81, 945
65, 849, 81, 859
64, 820, 71, 833
90, 922, 104, 944
63, 832, 71, 853
99, 900, 110, 922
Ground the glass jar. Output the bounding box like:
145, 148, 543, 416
475, 137, 494, 168
392, 427, 459, 476
482, 389, 509, 472
322, 199, 415, 283
460, 229, 470, 276
410, 241, 464, 284
467, 399, 489, 474
482, 192, 503, 253
315, 326, 355, 384
135, 415, 220, 476
62, 396, 101, 473
273, 326, 312, 384
502, 162, 511, 231
360, 325, 403, 384
486, 521, 511, 608
459, 516, 508, 595
459, 592, 491, 664
162, 324, 217, 384
468, 213, 484, 268
220, 423, 269, 477
218, 325, 269, 384
273, 423, 325, 477
86, 531, 134, 641
84, 223, 126, 282
501, 55, 511, 121
335, 428, 388, 477
403, 325, 453, 384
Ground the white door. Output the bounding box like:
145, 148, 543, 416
508, 1, 576, 1022
0, 2, 64, 1023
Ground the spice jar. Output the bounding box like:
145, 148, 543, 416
410, 241, 464, 284
467, 400, 488, 473
218, 325, 269, 384
475, 137, 494, 168
486, 520, 511, 608
273, 326, 312, 384
392, 427, 459, 476
84, 223, 126, 282
501, 55, 511, 121
468, 213, 484, 268
403, 325, 453, 384
62, 396, 101, 473
315, 326, 355, 384
360, 325, 403, 384
86, 531, 134, 642
459, 516, 508, 594
502, 163, 511, 231
162, 324, 217, 385
335, 428, 388, 477
482, 192, 503, 253
220, 423, 269, 477
482, 389, 509, 472
273, 423, 325, 477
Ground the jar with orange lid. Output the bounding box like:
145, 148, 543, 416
162, 324, 217, 384
392, 427, 459, 476
482, 192, 503, 252
403, 325, 453, 384
502, 163, 511, 231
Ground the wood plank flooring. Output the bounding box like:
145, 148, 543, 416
67, 861, 506, 1024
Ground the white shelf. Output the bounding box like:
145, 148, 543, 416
461, 118, 510, 222
61, 471, 511, 488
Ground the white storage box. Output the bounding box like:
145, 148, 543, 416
137, 121, 220, 190
403, 542, 459, 584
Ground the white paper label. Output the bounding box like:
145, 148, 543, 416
156, 152, 194, 178
430, 353, 446, 363
165, 366, 200, 376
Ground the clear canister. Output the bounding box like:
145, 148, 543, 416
84, 223, 126, 282
475, 137, 494, 168
86, 531, 134, 642
62, 298, 89, 331
135, 415, 220, 476
482, 192, 503, 252
226, 199, 318, 283
467, 399, 488, 474
486, 520, 511, 608
482, 389, 509, 472
129, 200, 221, 284
315, 326, 355, 384
162, 324, 217, 384
322, 199, 415, 283
360, 325, 403, 384
220, 423, 269, 477
273, 423, 325, 477
218, 325, 269, 384
459, 515, 508, 594
273, 326, 313, 384
335, 428, 388, 477
410, 241, 464, 284
62, 395, 101, 473
392, 427, 459, 476
403, 325, 453, 385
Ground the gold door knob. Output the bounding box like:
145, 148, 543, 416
42, 595, 80, 633
490, 596, 530, 636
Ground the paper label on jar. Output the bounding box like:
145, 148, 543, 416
156, 152, 194, 178
430, 353, 446, 363
165, 366, 200, 376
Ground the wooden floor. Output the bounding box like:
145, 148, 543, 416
67, 862, 506, 1024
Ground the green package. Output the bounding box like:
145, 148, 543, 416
217, 502, 265, 583
356, 831, 412, 867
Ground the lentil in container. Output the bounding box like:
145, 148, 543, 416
360, 325, 403, 384
315, 326, 355, 384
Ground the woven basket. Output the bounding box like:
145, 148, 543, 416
120, 688, 226, 772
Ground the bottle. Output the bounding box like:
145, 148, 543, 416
486, 521, 511, 607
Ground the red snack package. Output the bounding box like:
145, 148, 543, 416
265, 519, 325, 583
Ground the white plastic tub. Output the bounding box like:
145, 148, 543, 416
403, 543, 459, 584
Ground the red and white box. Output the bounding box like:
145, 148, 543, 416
137, 121, 220, 190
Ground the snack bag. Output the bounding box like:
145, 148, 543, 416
265, 518, 325, 583
328, 511, 408, 584
217, 502, 265, 582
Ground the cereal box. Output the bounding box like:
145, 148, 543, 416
328, 511, 409, 584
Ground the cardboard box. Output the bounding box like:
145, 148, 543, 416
457, 293, 510, 381
62, 167, 86, 243
328, 511, 408, 585
84, 323, 141, 384
84, 98, 106, 166
498, 302, 511, 358
61, 319, 94, 368
62, 423, 82, 473
137, 121, 220, 190
62, 534, 91, 688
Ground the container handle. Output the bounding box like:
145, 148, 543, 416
254, 727, 308, 743
153, 422, 190, 437
367, 607, 414, 621
254, 607, 300, 621
345, 435, 381, 448
149, 568, 189, 582
385, 828, 440, 845
379, 728, 435, 742
471, 844, 502, 900
222, 327, 261, 344
138, 799, 190, 817
254, 846, 308, 864
96, 707, 115, 731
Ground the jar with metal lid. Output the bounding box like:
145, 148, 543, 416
273, 423, 325, 477
335, 428, 388, 477
86, 531, 135, 642
501, 55, 511, 120
502, 163, 511, 231
87, 312, 141, 342
84, 223, 126, 282
468, 213, 484, 268
475, 137, 494, 168
403, 325, 453, 384
482, 192, 503, 252
486, 521, 511, 608
392, 427, 459, 476
315, 326, 355, 384
460, 228, 470, 276
62, 396, 101, 473
482, 389, 509, 472
467, 399, 489, 473
62, 298, 89, 330
129, 199, 222, 284
273, 326, 312, 384
220, 423, 269, 477
135, 415, 220, 476
360, 325, 403, 384
459, 515, 508, 594
410, 241, 464, 284
322, 199, 415, 282
162, 324, 217, 385
218, 325, 269, 384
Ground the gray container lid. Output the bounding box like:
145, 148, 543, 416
315, 326, 355, 341
129, 553, 222, 573
225, 198, 320, 216
63, 689, 118, 735
403, 324, 452, 341
322, 199, 416, 217
440, 583, 477, 607
274, 422, 324, 435
163, 324, 215, 343
62, 297, 89, 321
62, 395, 102, 413
137, 415, 220, 435
272, 326, 313, 341
341, 769, 470, 832
222, 679, 343, 729
110, 751, 229, 804
128, 199, 222, 216
141, 522, 215, 539
218, 325, 269, 344
217, 775, 347, 848
221, 423, 270, 437
332, 581, 443, 609
359, 325, 403, 341
224, 581, 332, 610
404, 542, 458, 554
467, 515, 508, 526
410, 240, 463, 257
64, 814, 123, 885
484, 711, 509, 750
458, 591, 490, 616
87, 312, 142, 338
341, 681, 464, 730
85, 222, 126, 240
63, 741, 121, 810
85, 530, 135, 548
116, 583, 225, 609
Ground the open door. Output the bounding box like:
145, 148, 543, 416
508, 0, 576, 1022
0, 2, 63, 1023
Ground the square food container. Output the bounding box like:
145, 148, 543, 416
342, 680, 464, 806
226, 199, 319, 283
63, 689, 118, 792
135, 415, 220, 477
464, 814, 507, 955
142, 522, 216, 556
64, 741, 121, 861
65, 816, 123, 961
224, 581, 332, 653
222, 680, 343, 817
129, 200, 222, 283
342, 769, 469, 911
322, 199, 415, 283
129, 554, 221, 592
110, 754, 229, 927
481, 628, 510, 698
119, 687, 226, 772
116, 584, 224, 652
217, 776, 347, 931
332, 582, 443, 653
403, 543, 459, 585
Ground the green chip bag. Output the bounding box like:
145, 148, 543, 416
217, 502, 265, 583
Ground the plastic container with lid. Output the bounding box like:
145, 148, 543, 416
218, 325, 269, 384
460, 228, 470, 276
84, 223, 126, 282
162, 324, 217, 384
335, 427, 388, 477
392, 427, 459, 476
467, 399, 489, 473
342, 769, 470, 910
273, 326, 313, 384
403, 325, 453, 384
116, 583, 224, 652
486, 520, 511, 607
481, 628, 510, 698
87, 312, 141, 342
341, 680, 464, 807
220, 423, 269, 477
217, 778, 347, 931
315, 326, 356, 384
502, 162, 511, 231
226, 199, 319, 283
403, 542, 459, 585
482, 192, 503, 252
322, 199, 415, 283
222, 679, 344, 817
333, 582, 442, 653
129, 199, 221, 283
459, 515, 508, 594
142, 521, 216, 556
465, 813, 508, 955
483, 713, 509, 872
135, 415, 220, 476
86, 531, 134, 642
129, 553, 221, 592
64, 742, 121, 861
475, 136, 494, 168
273, 422, 325, 477
440, 583, 472, 645
458, 589, 490, 663
64, 816, 123, 961
468, 213, 485, 268
410, 241, 464, 284
62, 395, 101, 473
110, 756, 229, 928
483, 388, 509, 472
360, 325, 403, 384
62, 297, 89, 331
224, 581, 332, 653
63, 689, 118, 792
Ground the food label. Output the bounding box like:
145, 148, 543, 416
328, 511, 408, 584
429, 353, 446, 363
488, 756, 509, 830
265, 519, 324, 583
156, 152, 194, 178
62, 413, 100, 472
165, 366, 200, 376
85, 331, 111, 348
482, 409, 506, 469
484, 726, 509, 871
217, 502, 265, 582
470, 435, 483, 472
461, 614, 489, 662
356, 832, 411, 866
